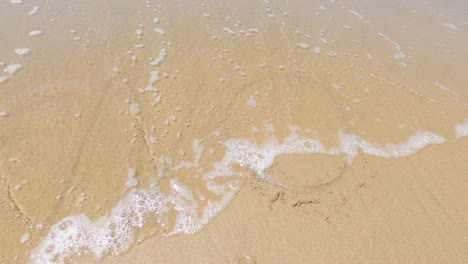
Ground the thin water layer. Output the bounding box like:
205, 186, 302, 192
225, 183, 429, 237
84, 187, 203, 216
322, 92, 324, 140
0, 0, 467, 263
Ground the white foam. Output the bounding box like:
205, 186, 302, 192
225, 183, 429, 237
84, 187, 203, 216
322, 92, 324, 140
153, 28, 166, 35
346, 9, 372, 24
150, 48, 166, 66
443, 23, 458, 31
4, 64, 22, 74
0, 76, 7, 84
223, 27, 235, 35
10, 0, 23, 4
31, 128, 452, 263
125, 178, 139, 188
378, 33, 407, 60
247, 95, 257, 107
15, 48, 30, 56
455, 119, 468, 139
28, 6, 39, 15
314, 46, 321, 54
327, 50, 337, 57
296, 42, 310, 49
170, 178, 196, 202
129, 103, 141, 116
20, 233, 30, 243
127, 168, 136, 178
153, 18, 160, 24
149, 71, 160, 84
192, 139, 204, 167
434, 82, 459, 97
29, 30, 43, 37
343, 25, 352, 30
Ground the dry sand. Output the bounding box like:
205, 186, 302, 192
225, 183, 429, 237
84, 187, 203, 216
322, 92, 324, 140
0, 0, 467, 263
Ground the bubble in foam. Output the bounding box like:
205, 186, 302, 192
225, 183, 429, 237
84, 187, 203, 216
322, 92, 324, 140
127, 168, 136, 178
434, 82, 459, 97
149, 71, 160, 84
377, 32, 406, 60
296, 42, 310, 49
153, 28, 166, 35
125, 178, 139, 187
455, 119, 468, 139
150, 48, 166, 66
223, 27, 235, 35
129, 103, 141, 116
443, 23, 458, 31
247, 95, 257, 107
28, 6, 39, 15
314, 46, 321, 54
3, 64, 22, 74
20, 233, 31, 243
29, 30, 43, 37
15, 48, 30, 56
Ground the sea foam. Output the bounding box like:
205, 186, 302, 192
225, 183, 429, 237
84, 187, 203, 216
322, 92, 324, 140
30, 127, 455, 263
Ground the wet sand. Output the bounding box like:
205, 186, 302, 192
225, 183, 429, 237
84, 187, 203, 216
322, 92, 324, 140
0, 0, 467, 263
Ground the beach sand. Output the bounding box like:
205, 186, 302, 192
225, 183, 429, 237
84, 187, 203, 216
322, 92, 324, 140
0, 0, 467, 263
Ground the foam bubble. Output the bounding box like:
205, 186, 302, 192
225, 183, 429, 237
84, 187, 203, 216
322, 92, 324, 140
150, 49, 166, 66
14, 48, 30, 56
127, 168, 136, 178
346, 9, 372, 24
296, 42, 310, 49
29, 30, 43, 37
435, 82, 459, 97
125, 178, 139, 187
223, 27, 235, 35
153, 28, 166, 35
247, 95, 257, 107
129, 103, 141, 116
28, 6, 39, 15
455, 119, 468, 139
3, 64, 22, 74
20, 233, 31, 243
377, 33, 407, 60
314, 46, 321, 54
149, 71, 160, 84
443, 23, 458, 31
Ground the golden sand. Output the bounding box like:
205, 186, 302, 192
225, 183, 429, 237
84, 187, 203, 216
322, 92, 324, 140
0, 0, 467, 263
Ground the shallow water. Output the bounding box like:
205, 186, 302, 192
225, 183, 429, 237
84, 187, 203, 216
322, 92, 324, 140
0, 0, 467, 263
